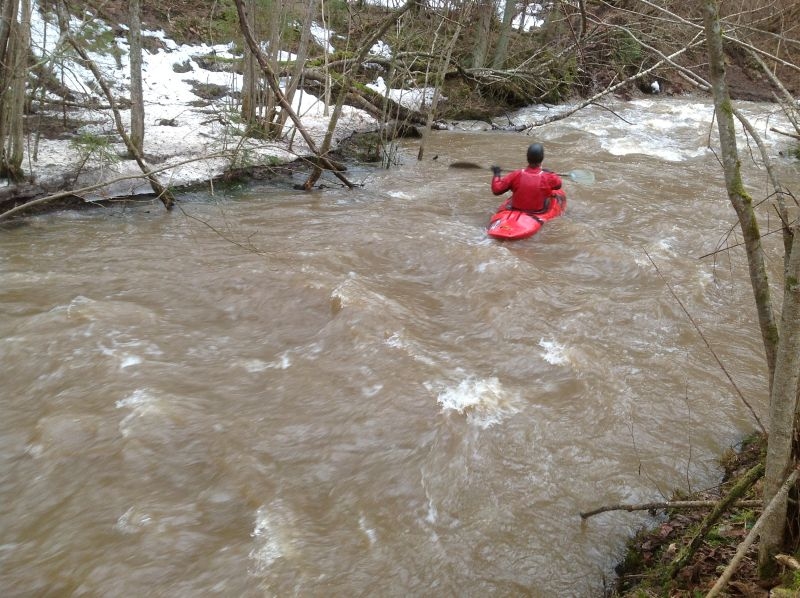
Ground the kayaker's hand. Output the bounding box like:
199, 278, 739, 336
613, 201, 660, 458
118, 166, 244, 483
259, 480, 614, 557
491, 166, 501, 177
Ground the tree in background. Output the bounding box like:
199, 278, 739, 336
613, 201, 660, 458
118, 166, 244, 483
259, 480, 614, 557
241, 0, 258, 125
129, 0, 144, 156
0, 0, 30, 182
491, 0, 515, 69
470, 0, 492, 68
54, 0, 174, 207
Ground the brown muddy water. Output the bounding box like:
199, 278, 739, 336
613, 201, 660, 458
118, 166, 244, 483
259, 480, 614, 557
1, 98, 798, 596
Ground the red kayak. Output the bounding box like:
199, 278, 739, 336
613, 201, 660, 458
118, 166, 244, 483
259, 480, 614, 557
487, 191, 566, 240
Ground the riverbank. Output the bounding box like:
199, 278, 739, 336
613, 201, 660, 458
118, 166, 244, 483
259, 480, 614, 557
0, 9, 381, 212
609, 433, 800, 597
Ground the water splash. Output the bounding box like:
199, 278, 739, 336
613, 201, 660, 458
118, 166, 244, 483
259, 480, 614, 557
436, 377, 518, 428
358, 514, 377, 545
539, 338, 569, 365
248, 505, 285, 574
115, 389, 162, 437
114, 506, 152, 534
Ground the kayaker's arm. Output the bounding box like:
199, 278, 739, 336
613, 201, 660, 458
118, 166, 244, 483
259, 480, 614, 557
491, 167, 513, 195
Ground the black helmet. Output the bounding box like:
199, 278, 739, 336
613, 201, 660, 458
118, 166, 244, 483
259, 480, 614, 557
526, 143, 544, 165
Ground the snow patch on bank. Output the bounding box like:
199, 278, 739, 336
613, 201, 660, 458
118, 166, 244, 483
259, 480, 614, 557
18, 3, 424, 198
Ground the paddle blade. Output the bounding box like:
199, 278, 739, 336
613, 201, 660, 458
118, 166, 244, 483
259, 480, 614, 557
449, 161, 486, 170
564, 169, 595, 184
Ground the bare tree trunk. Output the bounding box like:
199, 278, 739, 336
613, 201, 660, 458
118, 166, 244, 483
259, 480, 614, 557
492, 0, 515, 69
241, 0, 258, 125
471, 0, 491, 69
278, 0, 315, 132
2, 0, 29, 182
757, 228, 800, 576
0, 0, 14, 62
0, 0, 17, 174
418, 20, 462, 161
293, 0, 418, 188
128, 0, 144, 156
261, 0, 283, 136
700, 0, 797, 579
701, 0, 778, 381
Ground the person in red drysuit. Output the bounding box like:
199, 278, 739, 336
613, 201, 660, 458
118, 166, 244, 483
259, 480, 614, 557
491, 143, 565, 213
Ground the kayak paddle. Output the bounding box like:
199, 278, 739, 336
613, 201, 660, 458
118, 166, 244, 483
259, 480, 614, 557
558, 169, 595, 184
449, 161, 595, 185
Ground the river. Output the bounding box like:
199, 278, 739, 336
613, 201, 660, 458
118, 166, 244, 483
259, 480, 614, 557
1, 96, 797, 596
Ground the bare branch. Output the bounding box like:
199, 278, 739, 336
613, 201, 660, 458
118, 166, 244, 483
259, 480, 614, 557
580, 499, 761, 520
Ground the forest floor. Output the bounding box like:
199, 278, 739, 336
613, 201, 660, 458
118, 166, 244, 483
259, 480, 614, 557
607, 433, 800, 597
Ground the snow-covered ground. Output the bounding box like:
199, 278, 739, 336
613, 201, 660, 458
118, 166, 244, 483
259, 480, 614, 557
20, 7, 432, 199
13, 1, 549, 201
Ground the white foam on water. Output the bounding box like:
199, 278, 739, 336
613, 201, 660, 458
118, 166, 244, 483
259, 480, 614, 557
114, 506, 153, 534
115, 389, 162, 437
358, 514, 377, 545
24, 443, 43, 459
600, 136, 708, 162
425, 498, 438, 524
362, 384, 383, 398
249, 509, 283, 573
539, 338, 569, 365
97, 336, 159, 370
120, 354, 143, 368
239, 358, 270, 373
436, 376, 519, 428
237, 352, 292, 373
384, 331, 437, 366
248, 502, 297, 575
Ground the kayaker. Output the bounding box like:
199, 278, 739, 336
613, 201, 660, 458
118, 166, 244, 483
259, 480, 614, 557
491, 143, 564, 212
